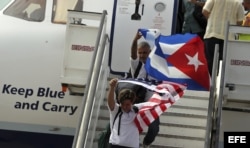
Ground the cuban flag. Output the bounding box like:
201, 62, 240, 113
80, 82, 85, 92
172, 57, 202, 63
139, 29, 210, 91
117, 79, 186, 132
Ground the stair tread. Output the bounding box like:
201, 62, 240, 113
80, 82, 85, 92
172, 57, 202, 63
139, 136, 205, 148
183, 90, 209, 98
174, 97, 208, 109
159, 115, 207, 127
95, 120, 206, 139
93, 134, 205, 148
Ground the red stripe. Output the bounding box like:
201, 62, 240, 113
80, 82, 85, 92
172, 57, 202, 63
159, 103, 168, 112
134, 117, 143, 133
139, 111, 151, 126
150, 107, 160, 119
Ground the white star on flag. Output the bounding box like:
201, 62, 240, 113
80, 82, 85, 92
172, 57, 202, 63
185, 52, 204, 72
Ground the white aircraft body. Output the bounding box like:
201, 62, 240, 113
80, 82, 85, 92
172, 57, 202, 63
0, 0, 180, 147
0, 0, 89, 135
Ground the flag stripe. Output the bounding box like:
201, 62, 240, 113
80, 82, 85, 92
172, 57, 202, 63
159, 42, 184, 55
127, 79, 187, 132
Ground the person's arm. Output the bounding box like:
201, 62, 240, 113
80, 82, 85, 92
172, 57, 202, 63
202, 9, 210, 19
202, 0, 212, 19
107, 78, 118, 111
131, 31, 142, 60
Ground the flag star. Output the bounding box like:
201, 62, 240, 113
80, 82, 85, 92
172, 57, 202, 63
185, 52, 204, 71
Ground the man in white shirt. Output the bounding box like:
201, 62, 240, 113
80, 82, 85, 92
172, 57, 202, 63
130, 31, 159, 148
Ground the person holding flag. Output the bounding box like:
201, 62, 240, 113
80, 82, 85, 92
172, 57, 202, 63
129, 30, 160, 148
107, 78, 140, 148
107, 78, 187, 148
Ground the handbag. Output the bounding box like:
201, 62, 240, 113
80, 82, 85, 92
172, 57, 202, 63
193, 4, 207, 30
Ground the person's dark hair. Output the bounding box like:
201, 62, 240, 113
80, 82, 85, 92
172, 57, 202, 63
118, 89, 136, 104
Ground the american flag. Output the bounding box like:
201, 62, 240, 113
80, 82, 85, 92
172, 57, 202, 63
117, 78, 186, 132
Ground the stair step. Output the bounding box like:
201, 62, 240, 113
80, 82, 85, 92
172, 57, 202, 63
175, 97, 208, 109
93, 132, 205, 148
183, 90, 209, 98
139, 136, 205, 148
165, 107, 208, 117
96, 116, 206, 129
96, 120, 205, 138
158, 115, 207, 128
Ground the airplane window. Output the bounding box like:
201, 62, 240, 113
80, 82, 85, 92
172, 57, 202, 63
3, 0, 46, 22
52, 0, 80, 24
0, 0, 11, 10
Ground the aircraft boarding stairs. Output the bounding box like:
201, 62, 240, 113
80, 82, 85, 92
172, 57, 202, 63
74, 45, 219, 148
68, 10, 219, 148
90, 49, 220, 148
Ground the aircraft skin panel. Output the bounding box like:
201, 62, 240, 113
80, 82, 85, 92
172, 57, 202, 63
0, 0, 83, 134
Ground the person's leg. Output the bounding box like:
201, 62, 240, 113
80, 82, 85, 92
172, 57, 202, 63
204, 38, 215, 76
218, 40, 224, 61
143, 118, 160, 146
217, 40, 224, 75
204, 37, 224, 76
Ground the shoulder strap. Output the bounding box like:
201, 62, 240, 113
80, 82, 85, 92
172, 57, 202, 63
126, 61, 143, 78
112, 107, 122, 127
112, 107, 122, 136
134, 61, 142, 78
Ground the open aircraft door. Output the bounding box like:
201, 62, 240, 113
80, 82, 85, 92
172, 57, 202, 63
60, 10, 106, 95
109, 0, 179, 75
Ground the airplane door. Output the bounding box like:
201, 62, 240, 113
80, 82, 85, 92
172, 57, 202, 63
109, 0, 179, 75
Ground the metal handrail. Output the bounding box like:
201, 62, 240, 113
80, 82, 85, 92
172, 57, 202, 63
204, 44, 219, 148
72, 10, 108, 148
213, 22, 230, 148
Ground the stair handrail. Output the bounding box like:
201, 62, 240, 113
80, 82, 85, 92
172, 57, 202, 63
71, 10, 108, 148
213, 22, 230, 148
204, 44, 219, 148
